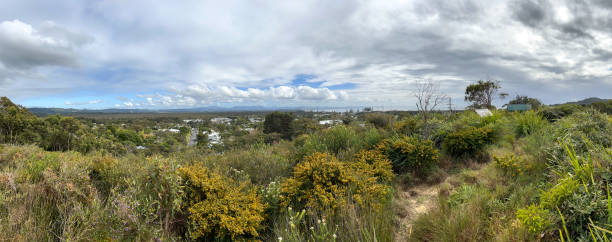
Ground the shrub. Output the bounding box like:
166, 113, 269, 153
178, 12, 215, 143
179, 165, 266, 241
539, 104, 582, 122
513, 111, 547, 137
376, 136, 439, 176
516, 205, 552, 234
281, 152, 391, 211
363, 128, 383, 148
364, 113, 393, 129
263, 112, 294, 140
298, 125, 363, 158
539, 176, 579, 209
493, 153, 528, 177
393, 119, 419, 135
350, 150, 393, 183
216, 144, 294, 185
281, 153, 355, 210
443, 126, 494, 157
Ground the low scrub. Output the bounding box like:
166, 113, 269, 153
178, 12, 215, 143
376, 136, 439, 176
443, 126, 494, 157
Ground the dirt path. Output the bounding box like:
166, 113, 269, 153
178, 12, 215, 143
394, 183, 441, 241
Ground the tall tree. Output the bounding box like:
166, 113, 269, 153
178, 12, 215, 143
465, 80, 503, 109
413, 80, 446, 138
263, 112, 294, 140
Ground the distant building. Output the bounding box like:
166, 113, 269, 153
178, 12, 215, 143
507, 104, 532, 112
319, 119, 343, 125
211, 117, 232, 124
203, 130, 222, 146
474, 109, 493, 117
161, 128, 181, 133
248, 117, 263, 123
183, 119, 203, 123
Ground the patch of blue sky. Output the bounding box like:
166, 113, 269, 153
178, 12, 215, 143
290, 74, 324, 87
326, 82, 358, 90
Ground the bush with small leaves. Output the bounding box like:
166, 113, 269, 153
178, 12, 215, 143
516, 205, 552, 234
443, 126, 494, 157
376, 136, 439, 176
179, 165, 266, 241
281, 152, 392, 212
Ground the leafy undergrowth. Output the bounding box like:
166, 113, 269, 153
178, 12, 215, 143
407, 109, 612, 241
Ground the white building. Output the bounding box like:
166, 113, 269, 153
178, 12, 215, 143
319, 119, 343, 125
203, 130, 223, 146
211, 117, 232, 124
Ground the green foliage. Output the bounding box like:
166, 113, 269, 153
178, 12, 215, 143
516, 205, 553, 234
508, 95, 543, 109
297, 125, 364, 159
513, 110, 547, 137
264, 112, 295, 140
589, 100, 612, 114
364, 113, 393, 129
464, 80, 501, 109
539, 104, 582, 122
393, 118, 419, 136
179, 164, 266, 241
540, 176, 579, 209
214, 144, 294, 185
376, 136, 438, 176
443, 126, 494, 157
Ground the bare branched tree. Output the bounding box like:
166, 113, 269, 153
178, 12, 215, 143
414, 80, 447, 138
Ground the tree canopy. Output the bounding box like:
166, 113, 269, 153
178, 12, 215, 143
464, 80, 501, 109
263, 112, 294, 140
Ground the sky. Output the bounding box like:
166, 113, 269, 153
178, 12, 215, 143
0, 0, 611, 110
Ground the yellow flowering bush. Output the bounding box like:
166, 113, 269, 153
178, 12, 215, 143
350, 149, 393, 183
179, 165, 266, 241
281, 152, 392, 212
493, 153, 529, 177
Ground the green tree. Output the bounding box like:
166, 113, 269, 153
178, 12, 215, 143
263, 112, 294, 140
0, 96, 38, 144
465, 80, 502, 109
508, 95, 542, 109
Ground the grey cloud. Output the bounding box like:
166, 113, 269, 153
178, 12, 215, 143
513, 0, 547, 27
0, 20, 90, 82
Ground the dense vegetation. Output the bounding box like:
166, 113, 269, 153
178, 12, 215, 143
1, 95, 612, 241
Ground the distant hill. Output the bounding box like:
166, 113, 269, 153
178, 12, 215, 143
563, 97, 610, 105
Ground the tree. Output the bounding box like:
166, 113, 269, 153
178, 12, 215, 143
413, 80, 446, 138
0, 96, 38, 144
263, 112, 294, 140
464, 80, 503, 109
508, 95, 542, 109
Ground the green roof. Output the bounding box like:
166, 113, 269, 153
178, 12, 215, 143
507, 104, 531, 111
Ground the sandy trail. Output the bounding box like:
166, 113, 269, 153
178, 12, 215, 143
394, 183, 440, 241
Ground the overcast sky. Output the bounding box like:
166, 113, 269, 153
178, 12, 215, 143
0, 0, 611, 109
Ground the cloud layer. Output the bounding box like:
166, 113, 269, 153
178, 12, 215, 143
0, 0, 611, 109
